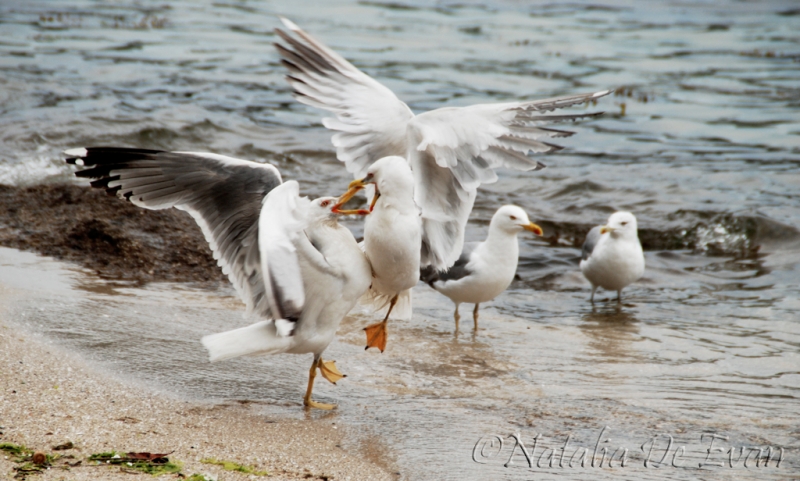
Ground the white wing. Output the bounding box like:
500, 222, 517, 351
408, 92, 609, 269
275, 17, 414, 178
66, 147, 282, 317
275, 18, 610, 270
258, 180, 309, 321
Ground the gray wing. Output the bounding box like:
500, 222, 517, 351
581, 226, 603, 261
421, 242, 480, 286
66, 147, 282, 318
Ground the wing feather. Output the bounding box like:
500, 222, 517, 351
66, 147, 282, 318
274, 19, 414, 178
258, 181, 308, 321
582, 226, 603, 261
275, 19, 611, 271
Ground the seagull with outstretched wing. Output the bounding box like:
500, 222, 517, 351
274, 17, 611, 273
65, 148, 372, 409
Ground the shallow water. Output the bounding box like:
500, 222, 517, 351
2, 0, 799, 479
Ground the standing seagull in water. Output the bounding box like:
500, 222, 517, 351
65, 148, 371, 409
274, 18, 611, 275
580, 211, 645, 303
333, 156, 421, 352
421, 206, 543, 331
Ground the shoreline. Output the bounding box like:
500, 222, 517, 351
0, 273, 395, 481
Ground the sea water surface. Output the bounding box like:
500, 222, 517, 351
1, 0, 799, 479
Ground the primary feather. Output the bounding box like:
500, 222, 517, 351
275, 18, 610, 271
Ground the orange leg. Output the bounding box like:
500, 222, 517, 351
364, 294, 397, 353
303, 355, 345, 410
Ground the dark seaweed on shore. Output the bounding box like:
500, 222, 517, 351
0, 183, 225, 284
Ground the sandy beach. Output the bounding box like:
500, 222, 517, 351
0, 304, 395, 481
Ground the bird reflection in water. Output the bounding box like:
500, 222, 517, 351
580, 305, 642, 362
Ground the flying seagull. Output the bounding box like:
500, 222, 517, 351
274, 17, 611, 274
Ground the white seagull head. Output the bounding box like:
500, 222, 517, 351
601, 211, 639, 239
309, 196, 340, 222
331, 156, 416, 216
490, 205, 544, 236
363, 156, 414, 200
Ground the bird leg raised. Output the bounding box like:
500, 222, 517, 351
318, 358, 346, 384
364, 294, 397, 352
303, 356, 337, 410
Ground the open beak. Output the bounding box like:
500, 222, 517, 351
331, 177, 372, 215
368, 190, 381, 212
339, 178, 368, 204
523, 222, 543, 236
348, 177, 369, 191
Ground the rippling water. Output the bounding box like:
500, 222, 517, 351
2, 0, 799, 479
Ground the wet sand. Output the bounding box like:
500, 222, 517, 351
0, 297, 394, 481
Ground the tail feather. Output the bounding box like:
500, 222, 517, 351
201, 320, 292, 362
358, 287, 413, 321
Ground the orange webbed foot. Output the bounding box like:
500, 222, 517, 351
363, 320, 388, 353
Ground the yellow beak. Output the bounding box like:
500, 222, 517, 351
331, 177, 373, 216
336, 178, 368, 205
524, 222, 543, 236
600, 225, 614, 235
348, 178, 369, 190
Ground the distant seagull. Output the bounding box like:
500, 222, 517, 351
420, 206, 543, 330
333, 156, 421, 352
65, 148, 372, 409
580, 212, 645, 303
274, 17, 610, 274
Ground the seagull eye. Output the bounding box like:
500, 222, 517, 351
510, 215, 517, 220
621, 221, 627, 226
320, 200, 330, 207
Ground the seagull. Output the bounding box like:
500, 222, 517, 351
274, 17, 611, 274
580, 211, 645, 303
420, 205, 543, 331
64, 147, 372, 409
332, 156, 421, 352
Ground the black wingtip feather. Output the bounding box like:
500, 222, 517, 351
419, 266, 439, 287
285, 73, 307, 86
542, 142, 564, 152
